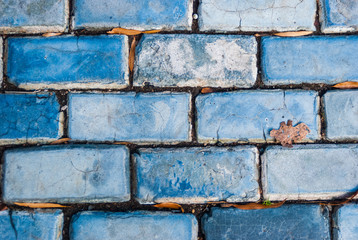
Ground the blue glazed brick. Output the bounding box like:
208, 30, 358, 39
320, 0, 358, 33
3, 145, 130, 203
134, 34, 257, 88
262, 36, 358, 85
0, 210, 63, 240
70, 211, 197, 240
334, 204, 358, 240
262, 144, 358, 201
135, 146, 259, 204
74, 0, 192, 30
196, 90, 319, 143
323, 90, 358, 140
0, 0, 68, 34
202, 205, 330, 240
199, 0, 316, 32
7, 35, 128, 89
69, 93, 191, 143
0, 93, 61, 145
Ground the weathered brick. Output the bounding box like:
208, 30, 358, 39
0, 93, 62, 145
0, 0, 68, 34
73, 0, 192, 30
134, 34, 257, 88
262, 144, 358, 201
319, 0, 358, 33
69, 93, 191, 143
135, 146, 259, 204
70, 211, 197, 240
323, 90, 358, 140
262, 36, 358, 85
202, 205, 330, 240
7, 35, 128, 89
196, 90, 319, 143
198, 0, 316, 32
0, 210, 63, 240
334, 204, 358, 240
3, 145, 130, 203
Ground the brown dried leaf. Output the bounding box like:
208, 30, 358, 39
50, 138, 71, 145
154, 202, 184, 213
42, 32, 62, 37
142, 29, 161, 34
274, 31, 313, 37
320, 189, 358, 206
201, 88, 214, 94
270, 120, 310, 147
333, 81, 358, 89
129, 37, 136, 72
14, 202, 67, 208
113, 142, 132, 145
221, 199, 286, 210
107, 27, 142, 35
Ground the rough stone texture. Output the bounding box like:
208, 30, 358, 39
69, 93, 191, 143
0, 210, 63, 240
323, 90, 358, 140
0, 0, 68, 34
334, 204, 358, 240
3, 145, 130, 203
202, 205, 330, 240
0, 93, 61, 145
7, 35, 128, 89
73, 0, 192, 30
320, 0, 358, 33
262, 36, 358, 85
135, 146, 260, 204
134, 34, 257, 88
199, 0, 316, 32
196, 90, 319, 143
262, 144, 358, 201
70, 211, 198, 240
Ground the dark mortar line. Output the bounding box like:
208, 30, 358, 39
1, 83, 346, 94
129, 149, 138, 203
318, 89, 328, 141
190, 89, 200, 143
329, 206, 335, 240
67, 0, 74, 34
127, 36, 134, 88
192, 0, 200, 33
1, 37, 9, 92
254, 36, 264, 88
315, 0, 323, 34
1, 138, 358, 151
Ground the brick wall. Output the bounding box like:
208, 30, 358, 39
1, 0, 358, 239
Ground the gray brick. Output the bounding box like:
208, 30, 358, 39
262, 144, 358, 200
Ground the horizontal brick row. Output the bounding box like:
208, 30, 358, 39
1, 90, 357, 144
2, 0, 357, 33
3, 204, 358, 239
2, 35, 358, 89
2, 144, 358, 204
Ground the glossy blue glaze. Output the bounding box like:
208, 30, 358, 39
262, 36, 358, 85
70, 211, 197, 240
7, 35, 128, 89
0, 210, 63, 240
202, 205, 330, 240
74, 0, 192, 30
135, 146, 259, 204
196, 90, 319, 142
0, 93, 60, 141
68, 93, 191, 142
3, 145, 130, 203
324, 90, 358, 140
